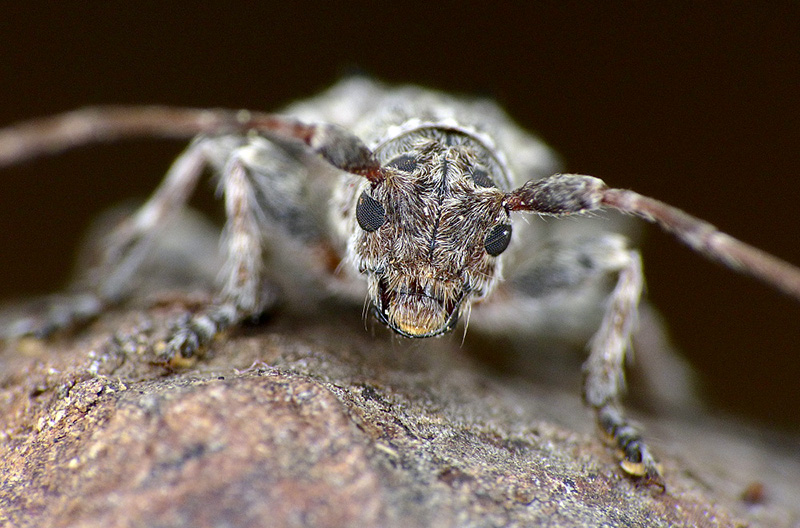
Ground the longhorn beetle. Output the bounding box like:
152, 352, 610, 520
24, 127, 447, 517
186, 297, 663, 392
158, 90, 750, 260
2, 78, 799, 485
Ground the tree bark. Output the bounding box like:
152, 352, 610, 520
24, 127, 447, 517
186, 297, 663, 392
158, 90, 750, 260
1, 300, 798, 528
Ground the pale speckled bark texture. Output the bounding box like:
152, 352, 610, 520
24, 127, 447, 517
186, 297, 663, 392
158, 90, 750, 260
1, 300, 798, 528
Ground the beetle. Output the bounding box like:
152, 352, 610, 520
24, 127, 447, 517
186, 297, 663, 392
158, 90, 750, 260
2, 78, 799, 484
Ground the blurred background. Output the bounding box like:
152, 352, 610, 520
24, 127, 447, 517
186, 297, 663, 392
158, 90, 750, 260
0, 3, 798, 430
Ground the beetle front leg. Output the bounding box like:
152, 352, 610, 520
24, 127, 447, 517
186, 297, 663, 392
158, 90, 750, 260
580, 248, 663, 484
474, 232, 664, 484
162, 155, 269, 363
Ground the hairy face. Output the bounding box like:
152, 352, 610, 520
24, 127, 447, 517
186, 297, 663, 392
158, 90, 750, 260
344, 130, 513, 338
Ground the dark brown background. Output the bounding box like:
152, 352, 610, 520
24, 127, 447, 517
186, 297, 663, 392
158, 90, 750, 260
1, 4, 798, 429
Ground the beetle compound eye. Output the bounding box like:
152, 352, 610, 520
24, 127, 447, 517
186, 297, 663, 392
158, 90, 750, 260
484, 224, 512, 256
356, 191, 386, 232
385, 153, 418, 173
470, 168, 496, 188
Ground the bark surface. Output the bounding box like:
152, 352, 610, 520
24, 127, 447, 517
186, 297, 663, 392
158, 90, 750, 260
1, 300, 798, 528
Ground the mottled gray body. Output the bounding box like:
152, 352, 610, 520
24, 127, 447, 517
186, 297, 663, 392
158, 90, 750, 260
288, 80, 557, 336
